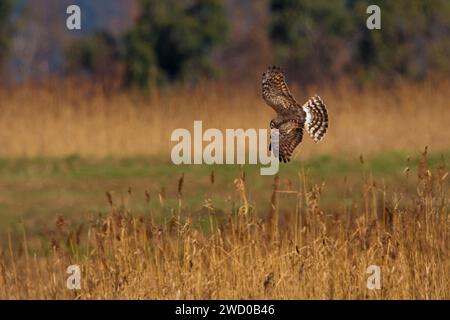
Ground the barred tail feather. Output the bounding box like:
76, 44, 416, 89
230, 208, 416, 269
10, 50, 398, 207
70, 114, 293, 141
302, 95, 328, 143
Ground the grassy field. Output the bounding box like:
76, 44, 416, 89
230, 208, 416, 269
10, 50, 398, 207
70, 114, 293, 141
1, 79, 450, 157
0, 80, 448, 299
0, 150, 448, 236
0, 149, 448, 299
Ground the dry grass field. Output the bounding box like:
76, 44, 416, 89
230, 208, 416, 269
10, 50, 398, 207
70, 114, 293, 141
0, 149, 448, 299
0, 79, 448, 299
1, 78, 450, 158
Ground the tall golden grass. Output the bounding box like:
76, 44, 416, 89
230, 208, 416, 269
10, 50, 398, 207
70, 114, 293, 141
0, 78, 449, 158
0, 149, 448, 299
0, 79, 448, 299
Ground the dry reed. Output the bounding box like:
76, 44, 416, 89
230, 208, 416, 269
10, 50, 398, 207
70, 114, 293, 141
0, 79, 449, 158
0, 150, 448, 299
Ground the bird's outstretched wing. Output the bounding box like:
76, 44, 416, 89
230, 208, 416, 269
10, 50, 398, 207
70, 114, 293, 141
302, 95, 329, 143
262, 65, 298, 114
270, 120, 303, 163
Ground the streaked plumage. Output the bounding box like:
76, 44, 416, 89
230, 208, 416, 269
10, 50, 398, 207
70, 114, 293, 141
262, 65, 329, 162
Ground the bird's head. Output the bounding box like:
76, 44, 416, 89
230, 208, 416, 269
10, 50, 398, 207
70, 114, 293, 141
270, 119, 276, 129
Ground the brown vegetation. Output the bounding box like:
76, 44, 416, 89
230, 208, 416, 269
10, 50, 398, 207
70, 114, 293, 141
0, 78, 449, 158
0, 150, 448, 299
0, 79, 448, 299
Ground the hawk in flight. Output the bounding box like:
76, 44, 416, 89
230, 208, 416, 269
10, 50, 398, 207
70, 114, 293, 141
262, 66, 329, 162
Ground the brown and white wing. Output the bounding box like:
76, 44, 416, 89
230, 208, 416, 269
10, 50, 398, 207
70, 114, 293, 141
270, 120, 303, 163
262, 65, 298, 114
302, 95, 329, 142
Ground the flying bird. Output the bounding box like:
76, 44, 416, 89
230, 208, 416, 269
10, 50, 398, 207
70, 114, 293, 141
262, 65, 329, 162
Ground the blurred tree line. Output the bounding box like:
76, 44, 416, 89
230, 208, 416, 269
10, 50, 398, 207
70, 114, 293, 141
269, 0, 450, 84
0, 0, 13, 77
64, 0, 228, 90
1, 0, 450, 87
